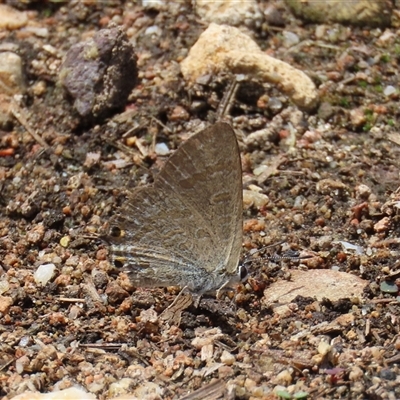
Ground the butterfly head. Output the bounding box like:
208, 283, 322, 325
238, 264, 248, 283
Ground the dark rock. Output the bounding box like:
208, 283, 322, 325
60, 25, 138, 121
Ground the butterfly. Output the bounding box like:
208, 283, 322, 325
105, 122, 245, 297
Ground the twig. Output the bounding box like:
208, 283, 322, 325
10, 101, 49, 149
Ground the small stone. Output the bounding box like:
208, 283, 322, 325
268, 97, 283, 113
0, 279, 10, 295
316, 179, 347, 195
349, 108, 366, 128
15, 355, 30, 374
263, 4, 285, 26
284, 0, 392, 27
218, 365, 234, 379
34, 263, 56, 286
282, 31, 300, 47
243, 189, 269, 209
349, 366, 364, 381
318, 341, 331, 356
133, 382, 163, 398
380, 281, 398, 294
108, 378, 136, 397
155, 142, 170, 156
60, 236, 71, 248
0, 4, 28, 30
379, 368, 397, 380
196, 0, 263, 27
374, 217, 389, 233
355, 184, 371, 199
0, 51, 26, 95
0, 295, 13, 313
271, 369, 293, 385
383, 85, 396, 96
48, 312, 68, 326
318, 101, 335, 121
220, 350, 235, 366
169, 105, 189, 121
244, 378, 257, 391
105, 281, 129, 304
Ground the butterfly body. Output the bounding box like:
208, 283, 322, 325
106, 122, 243, 295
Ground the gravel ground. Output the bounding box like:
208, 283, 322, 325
1, 1, 400, 400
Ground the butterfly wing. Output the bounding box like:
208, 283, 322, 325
106, 122, 242, 293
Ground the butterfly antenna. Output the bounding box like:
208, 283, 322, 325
242, 242, 312, 267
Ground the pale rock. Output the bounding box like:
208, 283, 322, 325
181, 24, 318, 111
243, 189, 269, 209
0, 278, 10, 295
154, 143, 169, 156
220, 350, 235, 366
349, 366, 364, 381
0, 295, 13, 313
195, 0, 263, 27
264, 269, 367, 315
132, 382, 163, 398
0, 4, 28, 30
374, 216, 389, 233
271, 369, 292, 385
0, 93, 14, 129
384, 85, 396, 96
0, 52, 26, 95
318, 341, 332, 356
9, 387, 96, 400
34, 263, 56, 286
108, 378, 135, 398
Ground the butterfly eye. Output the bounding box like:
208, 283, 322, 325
113, 258, 125, 269
110, 226, 122, 237
239, 265, 248, 282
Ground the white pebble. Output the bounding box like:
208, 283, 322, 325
34, 263, 56, 286
384, 85, 396, 96
155, 142, 170, 155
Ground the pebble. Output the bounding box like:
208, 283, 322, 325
34, 263, 56, 286
0, 4, 28, 30
355, 184, 371, 199
9, 387, 97, 400
133, 382, 163, 398
349, 366, 364, 381
60, 26, 138, 120
0, 295, 13, 313
383, 85, 396, 96
349, 108, 366, 128
284, 0, 392, 27
318, 341, 331, 356
374, 217, 389, 233
181, 23, 318, 111
220, 350, 235, 366
243, 189, 269, 209
0, 51, 26, 95
282, 31, 300, 47
154, 143, 170, 156
108, 378, 136, 397
195, 0, 263, 27
379, 368, 397, 380
271, 369, 293, 385
380, 281, 398, 294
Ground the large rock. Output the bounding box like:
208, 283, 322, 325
181, 23, 318, 111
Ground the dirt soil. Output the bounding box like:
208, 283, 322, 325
1, 1, 400, 400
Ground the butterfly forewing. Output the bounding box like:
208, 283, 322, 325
106, 122, 243, 293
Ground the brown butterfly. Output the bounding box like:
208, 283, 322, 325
105, 122, 244, 297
